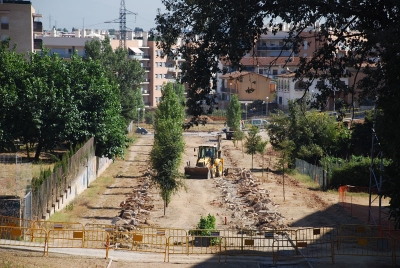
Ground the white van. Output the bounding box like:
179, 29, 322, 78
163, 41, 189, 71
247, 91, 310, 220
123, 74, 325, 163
251, 119, 268, 129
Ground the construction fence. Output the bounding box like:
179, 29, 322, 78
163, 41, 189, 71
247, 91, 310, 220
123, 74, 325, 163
1, 216, 399, 265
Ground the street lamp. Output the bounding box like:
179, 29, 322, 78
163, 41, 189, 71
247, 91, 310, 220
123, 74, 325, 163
138, 108, 140, 127
266, 96, 269, 116
229, 82, 232, 101
245, 103, 248, 120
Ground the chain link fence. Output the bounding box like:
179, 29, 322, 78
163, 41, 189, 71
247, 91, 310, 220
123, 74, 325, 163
0, 154, 32, 197
295, 159, 328, 190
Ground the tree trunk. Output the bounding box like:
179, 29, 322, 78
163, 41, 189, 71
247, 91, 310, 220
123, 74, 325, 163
34, 140, 44, 161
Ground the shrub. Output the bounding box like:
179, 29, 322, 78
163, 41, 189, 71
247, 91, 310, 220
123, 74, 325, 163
189, 214, 216, 236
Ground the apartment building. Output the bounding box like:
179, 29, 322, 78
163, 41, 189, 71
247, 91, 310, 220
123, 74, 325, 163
0, 0, 42, 54
111, 32, 184, 107
40, 28, 107, 58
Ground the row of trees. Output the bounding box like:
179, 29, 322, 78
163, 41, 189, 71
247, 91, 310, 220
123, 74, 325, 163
0, 42, 130, 160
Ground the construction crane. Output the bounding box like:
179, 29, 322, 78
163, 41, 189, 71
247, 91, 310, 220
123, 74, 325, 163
105, 0, 137, 49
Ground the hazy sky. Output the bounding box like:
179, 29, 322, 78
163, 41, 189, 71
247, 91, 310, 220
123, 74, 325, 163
31, 0, 166, 32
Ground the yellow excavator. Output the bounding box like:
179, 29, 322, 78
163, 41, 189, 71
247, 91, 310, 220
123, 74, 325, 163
184, 135, 224, 179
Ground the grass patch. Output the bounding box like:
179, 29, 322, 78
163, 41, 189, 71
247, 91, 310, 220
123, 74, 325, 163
292, 171, 321, 189
48, 211, 74, 222
83, 176, 114, 198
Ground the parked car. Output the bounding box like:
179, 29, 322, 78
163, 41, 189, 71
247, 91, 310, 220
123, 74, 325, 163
136, 127, 148, 135
251, 119, 269, 129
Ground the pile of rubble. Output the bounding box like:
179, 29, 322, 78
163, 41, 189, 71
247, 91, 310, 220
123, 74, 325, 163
110, 177, 154, 232
111, 167, 287, 233
215, 168, 288, 230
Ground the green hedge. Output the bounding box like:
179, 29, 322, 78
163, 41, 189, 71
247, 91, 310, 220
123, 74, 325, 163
329, 157, 386, 188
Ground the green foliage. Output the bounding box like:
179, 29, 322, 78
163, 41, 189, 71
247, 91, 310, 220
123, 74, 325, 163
276, 139, 295, 172
145, 110, 155, 125
268, 102, 351, 165
226, 95, 241, 131
31, 167, 52, 191
328, 156, 391, 189
150, 83, 186, 207
0, 46, 127, 160
84, 36, 145, 123
329, 157, 371, 188
244, 126, 262, 169
189, 214, 216, 236
233, 129, 245, 149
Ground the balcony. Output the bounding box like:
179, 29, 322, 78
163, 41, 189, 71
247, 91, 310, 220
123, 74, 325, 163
257, 45, 290, 51
167, 67, 176, 72
141, 78, 150, 84
142, 90, 149, 95
33, 21, 43, 32
33, 39, 43, 49
143, 67, 151, 72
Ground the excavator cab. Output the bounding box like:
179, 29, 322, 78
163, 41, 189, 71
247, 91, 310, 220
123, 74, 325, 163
184, 135, 224, 179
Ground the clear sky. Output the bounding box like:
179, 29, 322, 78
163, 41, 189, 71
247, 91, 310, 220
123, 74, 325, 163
31, 0, 166, 32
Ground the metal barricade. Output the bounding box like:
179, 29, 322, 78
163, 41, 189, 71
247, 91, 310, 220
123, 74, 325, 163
34, 220, 84, 232
167, 235, 224, 262
294, 226, 337, 258
0, 215, 34, 229
339, 224, 382, 237
334, 236, 394, 265
0, 226, 47, 256
136, 227, 187, 238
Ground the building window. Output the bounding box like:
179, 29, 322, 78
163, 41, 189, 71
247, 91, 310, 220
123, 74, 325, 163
163, 74, 166, 78
272, 69, 278, 75
1, 16, 9, 30
279, 96, 282, 104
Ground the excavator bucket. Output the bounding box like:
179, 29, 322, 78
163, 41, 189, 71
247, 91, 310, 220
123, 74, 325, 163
184, 166, 210, 179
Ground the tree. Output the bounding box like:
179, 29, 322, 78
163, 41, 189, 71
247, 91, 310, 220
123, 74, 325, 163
276, 139, 295, 202
85, 36, 145, 123
226, 95, 241, 131
150, 83, 186, 214
268, 101, 349, 165
244, 126, 262, 169
0, 46, 128, 160
0, 43, 30, 152
233, 130, 245, 151
256, 140, 269, 177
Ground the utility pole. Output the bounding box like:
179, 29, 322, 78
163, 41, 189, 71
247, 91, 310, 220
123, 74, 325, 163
105, 0, 137, 49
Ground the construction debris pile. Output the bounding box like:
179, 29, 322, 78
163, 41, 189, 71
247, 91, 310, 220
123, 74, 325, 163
215, 168, 288, 230
111, 177, 154, 232
111, 168, 287, 232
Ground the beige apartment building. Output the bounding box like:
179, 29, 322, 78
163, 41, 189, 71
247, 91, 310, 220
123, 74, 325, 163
111, 33, 184, 107
0, 0, 42, 54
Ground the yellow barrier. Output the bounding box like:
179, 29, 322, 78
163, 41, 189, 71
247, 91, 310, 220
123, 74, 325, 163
136, 227, 187, 238
0, 226, 47, 256
3, 219, 399, 265
0, 215, 35, 229
47, 229, 110, 259
34, 220, 84, 232
334, 236, 394, 265
109, 230, 168, 253
339, 224, 382, 237
167, 235, 225, 263
84, 223, 116, 232
294, 226, 337, 258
